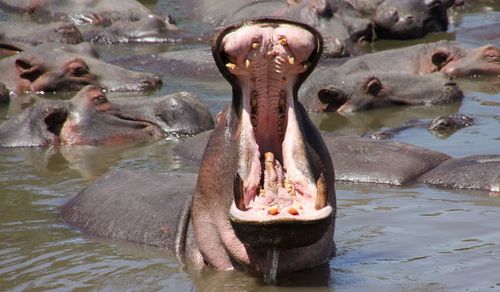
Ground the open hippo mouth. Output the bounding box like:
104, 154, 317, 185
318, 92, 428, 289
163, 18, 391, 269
213, 19, 333, 249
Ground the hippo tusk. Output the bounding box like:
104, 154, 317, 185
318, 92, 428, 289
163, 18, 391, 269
233, 173, 246, 210
226, 62, 236, 70
245, 59, 251, 68
315, 173, 327, 210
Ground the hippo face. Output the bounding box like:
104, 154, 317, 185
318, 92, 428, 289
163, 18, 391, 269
308, 72, 463, 113
438, 44, 500, 77
0, 44, 161, 94
0, 85, 214, 147
191, 19, 336, 273
59, 86, 164, 145
373, 0, 448, 39
14, 56, 98, 93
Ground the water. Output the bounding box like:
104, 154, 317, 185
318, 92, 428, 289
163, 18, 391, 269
1, 1, 500, 291
264, 248, 280, 285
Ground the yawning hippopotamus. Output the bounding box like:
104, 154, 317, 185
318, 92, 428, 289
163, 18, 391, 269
0, 43, 161, 94
62, 19, 336, 277
0, 85, 214, 147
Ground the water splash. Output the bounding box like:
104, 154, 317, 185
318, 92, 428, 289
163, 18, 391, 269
263, 247, 279, 284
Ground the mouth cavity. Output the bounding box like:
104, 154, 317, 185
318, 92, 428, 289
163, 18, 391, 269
216, 20, 332, 248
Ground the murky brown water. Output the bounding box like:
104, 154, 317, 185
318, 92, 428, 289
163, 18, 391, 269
1, 1, 500, 291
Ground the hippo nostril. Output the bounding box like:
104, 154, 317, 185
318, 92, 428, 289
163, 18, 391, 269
445, 79, 457, 87
404, 15, 415, 23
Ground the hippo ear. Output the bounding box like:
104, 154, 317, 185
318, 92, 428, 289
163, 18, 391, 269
364, 77, 383, 97
15, 58, 44, 82
431, 50, 450, 69
44, 108, 68, 137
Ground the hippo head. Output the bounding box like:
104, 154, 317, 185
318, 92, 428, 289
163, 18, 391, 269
59, 85, 165, 145
45, 22, 84, 45
13, 55, 99, 93
436, 44, 500, 77
428, 113, 473, 138
373, 0, 448, 39
0, 85, 214, 147
192, 18, 336, 274
308, 72, 463, 113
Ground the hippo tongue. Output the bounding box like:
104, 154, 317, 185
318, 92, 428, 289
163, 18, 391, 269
219, 20, 332, 248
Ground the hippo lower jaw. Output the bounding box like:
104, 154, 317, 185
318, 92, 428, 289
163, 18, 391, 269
219, 21, 333, 249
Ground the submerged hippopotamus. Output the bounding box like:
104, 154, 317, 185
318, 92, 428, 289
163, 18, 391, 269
62, 19, 336, 277
338, 40, 500, 78
0, 0, 186, 44
0, 43, 161, 94
0, 21, 83, 55
300, 70, 463, 113
0, 85, 214, 147
331, 0, 449, 39
368, 113, 474, 139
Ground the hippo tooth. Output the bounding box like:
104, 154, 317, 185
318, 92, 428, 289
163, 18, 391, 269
315, 173, 327, 210
245, 59, 251, 68
287, 56, 295, 65
226, 62, 236, 70
233, 173, 246, 210
252, 42, 260, 49
303, 61, 310, 70
279, 37, 287, 46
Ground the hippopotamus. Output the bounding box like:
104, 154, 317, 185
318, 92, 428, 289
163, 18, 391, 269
0, 21, 83, 55
0, 43, 161, 94
336, 40, 500, 78
368, 113, 474, 140
330, 0, 449, 39
300, 70, 463, 113
62, 18, 337, 277
0, 85, 214, 147
184, 0, 371, 57
0, 0, 187, 44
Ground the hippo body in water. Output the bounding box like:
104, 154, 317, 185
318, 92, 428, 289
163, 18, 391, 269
0, 21, 83, 56
0, 0, 188, 44
300, 70, 463, 113
0, 85, 214, 147
337, 40, 500, 78
0, 43, 161, 94
62, 19, 337, 277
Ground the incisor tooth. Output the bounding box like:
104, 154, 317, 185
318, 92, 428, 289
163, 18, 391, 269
279, 37, 287, 46
288, 56, 295, 65
226, 62, 236, 70
252, 42, 260, 49
245, 59, 251, 68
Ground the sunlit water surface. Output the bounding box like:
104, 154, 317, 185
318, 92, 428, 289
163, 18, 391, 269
0, 1, 499, 291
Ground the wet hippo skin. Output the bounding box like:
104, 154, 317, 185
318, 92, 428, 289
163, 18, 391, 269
300, 70, 463, 113
62, 18, 337, 276
0, 85, 214, 147
0, 43, 161, 94
417, 155, 500, 193
337, 40, 500, 78
0, 0, 183, 44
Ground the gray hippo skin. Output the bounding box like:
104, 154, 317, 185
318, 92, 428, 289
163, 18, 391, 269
368, 113, 474, 140
62, 19, 337, 275
330, 0, 448, 39
0, 21, 83, 55
338, 40, 500, 78
300, 70, 463, 113
0, 85, 214, 147
0, 0, 183, 44
417, 155, 500, 193
0, 43, 161, 94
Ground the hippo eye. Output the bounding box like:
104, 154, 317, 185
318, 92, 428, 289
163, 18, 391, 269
92, 94, 108, 105
70, 66, 90, 77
